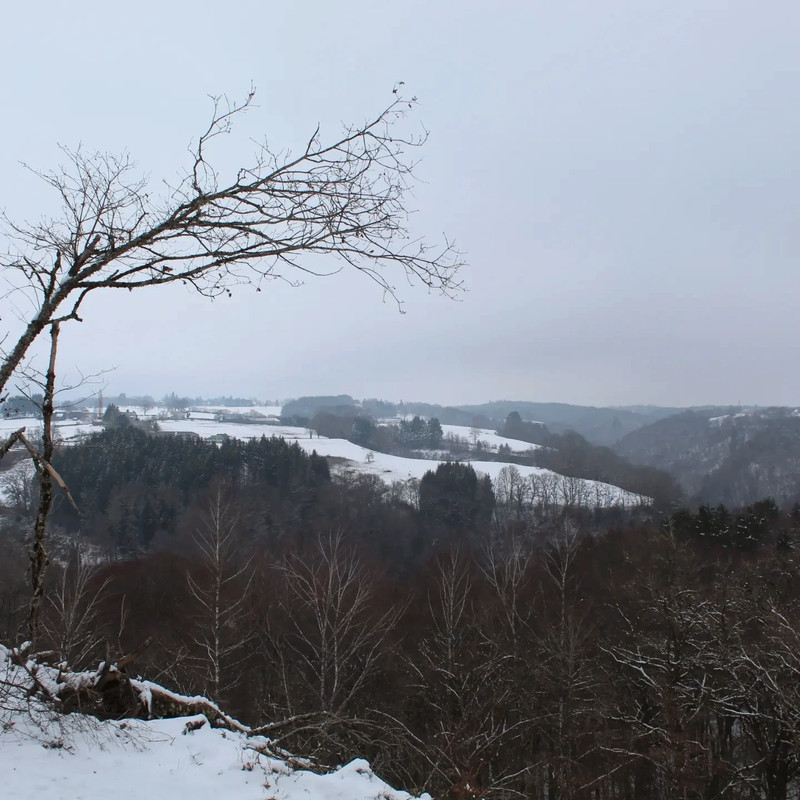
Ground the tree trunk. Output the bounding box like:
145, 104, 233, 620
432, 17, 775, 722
28, 322, 59, 646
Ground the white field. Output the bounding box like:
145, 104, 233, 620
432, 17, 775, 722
116, 404, 282, 419
441, 424, 543, 452
0, 415, 102, 443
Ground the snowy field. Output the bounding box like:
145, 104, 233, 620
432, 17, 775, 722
0, 415, 102, 443
441, 424, 543, 452
0, 416, 103, 507
117, 404, 283, 419
0, 645, 427, 800
158, 417, 309, 441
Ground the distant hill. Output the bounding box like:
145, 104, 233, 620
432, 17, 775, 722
281, 395, 359, 420
282, 396, 693, 446
116, 392, 800, 509
398, 401, 493, 428
462, 401, 684, 444
616, 407, 800, 507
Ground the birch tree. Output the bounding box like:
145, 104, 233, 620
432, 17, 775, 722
186, 486, 254, 704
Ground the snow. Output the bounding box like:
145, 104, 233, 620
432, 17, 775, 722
0, 417, 101, 506
54, 421, 104, 441
186, 410, 219, 421
0, 415, 41, 435
471, 460, 646, 506
158, 418, 309, 441
0, 451, 33, 500
150, 420, 646, 507
441, 424, 543, 452
0, 416, 102, 442
0, 645, 429, 800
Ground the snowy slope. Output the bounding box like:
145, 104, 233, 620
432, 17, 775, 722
0, 645, 427, 800
145, 420, 647, 507
441, 424, 542, 453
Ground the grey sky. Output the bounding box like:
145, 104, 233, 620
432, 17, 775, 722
2, 1, 798, 407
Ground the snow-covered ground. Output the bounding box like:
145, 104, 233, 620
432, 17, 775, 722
441, 424, 543, 452
0, 415, 102, 443
0, 645, 427, 800
0, 456, 34, 506
116, 404, 283, 419
158, 418, 309, 441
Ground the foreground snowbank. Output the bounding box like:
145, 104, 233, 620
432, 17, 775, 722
0, 645, 428, 800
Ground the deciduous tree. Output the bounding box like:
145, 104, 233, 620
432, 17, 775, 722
0, 88, 462, 402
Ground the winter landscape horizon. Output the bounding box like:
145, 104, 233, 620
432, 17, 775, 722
4, 1, 800, 797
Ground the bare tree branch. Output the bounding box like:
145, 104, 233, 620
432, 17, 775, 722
0, 89, 464, 397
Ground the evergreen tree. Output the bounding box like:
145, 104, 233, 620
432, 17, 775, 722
351, 417, 374, 447
426, 417, 443, 448
102, 404, 130, 428
419, 462, 495, 531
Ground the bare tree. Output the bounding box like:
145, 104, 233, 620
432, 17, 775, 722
3, 323, 79, 646
186, 485, 254, 704
0, 88, 462, 402
0, 458, 37, 519
493, 465, 532, 527
530, 472, 560, 519
558, 475, 586, 512
481, 534, 533, 648
603, 525, 730, 799
535, 523, 604, 800
718, 579, 800, 800
404, 550, 532, 798
42, 547, 110, 669
273, 531, 401, 717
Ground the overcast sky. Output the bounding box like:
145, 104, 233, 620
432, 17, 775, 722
1, 1, 798, 408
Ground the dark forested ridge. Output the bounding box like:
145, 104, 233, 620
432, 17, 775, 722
283, 404, 681, 510
616, 407, 800, 507
459, 400, 683, 443
49, 428, 330, 554
395, 400, 682, 444
281, 395, 359, 421
276, 394, 800, 511
273, 395, 684, 445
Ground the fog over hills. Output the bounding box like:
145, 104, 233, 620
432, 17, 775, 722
617, 407, 800, 507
